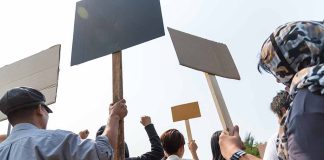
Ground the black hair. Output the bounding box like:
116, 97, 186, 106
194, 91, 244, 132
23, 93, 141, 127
270, 90, 291, 118
211, 131, 226, 160
160, 129, 185, 155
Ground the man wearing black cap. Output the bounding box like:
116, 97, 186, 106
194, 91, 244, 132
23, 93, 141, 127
0, 87, 127, 160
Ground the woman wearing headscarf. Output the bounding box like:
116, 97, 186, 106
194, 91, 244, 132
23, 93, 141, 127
258, 20, 324, 160
219, 21, 324, 160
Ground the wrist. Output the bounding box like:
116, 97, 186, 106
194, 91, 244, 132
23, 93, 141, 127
224, 146, 241, 160
190, 151, 199, 160
144, 123, 152, 127
230, 149, 246, 160
190, 148, 198, 154
109, 114, 120, 121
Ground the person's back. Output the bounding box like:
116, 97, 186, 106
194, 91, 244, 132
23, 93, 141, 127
0, 123, 110, 159
0, 87, 127, 160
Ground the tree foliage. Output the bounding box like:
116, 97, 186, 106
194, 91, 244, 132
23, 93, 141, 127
243, 133, 260, 157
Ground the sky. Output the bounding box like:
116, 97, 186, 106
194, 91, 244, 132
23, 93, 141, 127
0, 0, 323, 159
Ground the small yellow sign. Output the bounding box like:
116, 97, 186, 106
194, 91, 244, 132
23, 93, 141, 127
171, 102, 201, 122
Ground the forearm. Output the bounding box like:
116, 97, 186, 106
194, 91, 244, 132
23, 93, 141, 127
239, 154, 262, 160
190, 151, 199, 160
103, 115, 120, 147
137, 124, 164, 159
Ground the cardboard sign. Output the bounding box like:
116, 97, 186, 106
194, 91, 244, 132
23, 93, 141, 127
171, 102, 201, 122
168, 27, 240, 80
0, 45, 61, 121
168, 27, 239, 130
71, 0, 165, 66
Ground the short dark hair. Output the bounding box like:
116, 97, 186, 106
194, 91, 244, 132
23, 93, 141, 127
7, 105, 39, 125
211, 131, 226, 160
160, 129, 185, 155
270, 91, 291, 118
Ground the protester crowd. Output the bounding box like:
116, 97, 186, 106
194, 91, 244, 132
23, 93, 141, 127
0, 20, 323, 160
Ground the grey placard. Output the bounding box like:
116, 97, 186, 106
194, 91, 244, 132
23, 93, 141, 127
71, 0, 165, 66
168, 27, 240, 80
0, 45, 61, 121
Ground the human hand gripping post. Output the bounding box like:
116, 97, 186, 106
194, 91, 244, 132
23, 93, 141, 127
219, 126, 260, 160
188, 140, 199, 160
103, 99, 128, 149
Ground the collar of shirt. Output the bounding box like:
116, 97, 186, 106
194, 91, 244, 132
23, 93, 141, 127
11, 123, 39, 133
167, 155, 181, 160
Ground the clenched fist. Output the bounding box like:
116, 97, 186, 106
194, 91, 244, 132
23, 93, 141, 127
79, 129, 89, 139
140, 116, 152, 127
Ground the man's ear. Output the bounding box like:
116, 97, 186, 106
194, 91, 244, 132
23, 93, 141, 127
35, 104, 43, 116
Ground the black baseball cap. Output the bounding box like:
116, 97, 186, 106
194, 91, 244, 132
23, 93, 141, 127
0, 87, 52, 115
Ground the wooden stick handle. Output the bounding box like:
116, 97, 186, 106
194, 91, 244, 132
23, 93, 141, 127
112, 51, 125, 160
205, 73, 233, 130
185, 120, 193, 142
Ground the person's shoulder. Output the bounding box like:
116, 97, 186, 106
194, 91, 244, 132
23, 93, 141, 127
268, 132, 278, 141
42, 129, 78, 139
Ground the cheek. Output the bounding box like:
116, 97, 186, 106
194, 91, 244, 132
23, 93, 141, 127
43, 113, 49, 123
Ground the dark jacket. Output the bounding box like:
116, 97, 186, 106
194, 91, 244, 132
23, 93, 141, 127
127, 124, 164, 160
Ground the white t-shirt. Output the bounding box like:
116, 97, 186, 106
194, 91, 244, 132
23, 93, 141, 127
166, 155, 181, 160
263, 132, 279, 160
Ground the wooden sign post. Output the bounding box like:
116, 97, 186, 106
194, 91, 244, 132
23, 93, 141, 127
205, 73, 233, 129
171, 102, 201, 143
112, 51, 124, 160
168, 27, 240, 131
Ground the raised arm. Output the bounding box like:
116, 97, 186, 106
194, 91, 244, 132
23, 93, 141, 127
188, 140, 199, 160
102, 99, 128, 149
127, 116, 164, 160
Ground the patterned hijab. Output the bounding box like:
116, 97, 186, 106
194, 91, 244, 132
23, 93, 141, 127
259, 21, 324, 96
